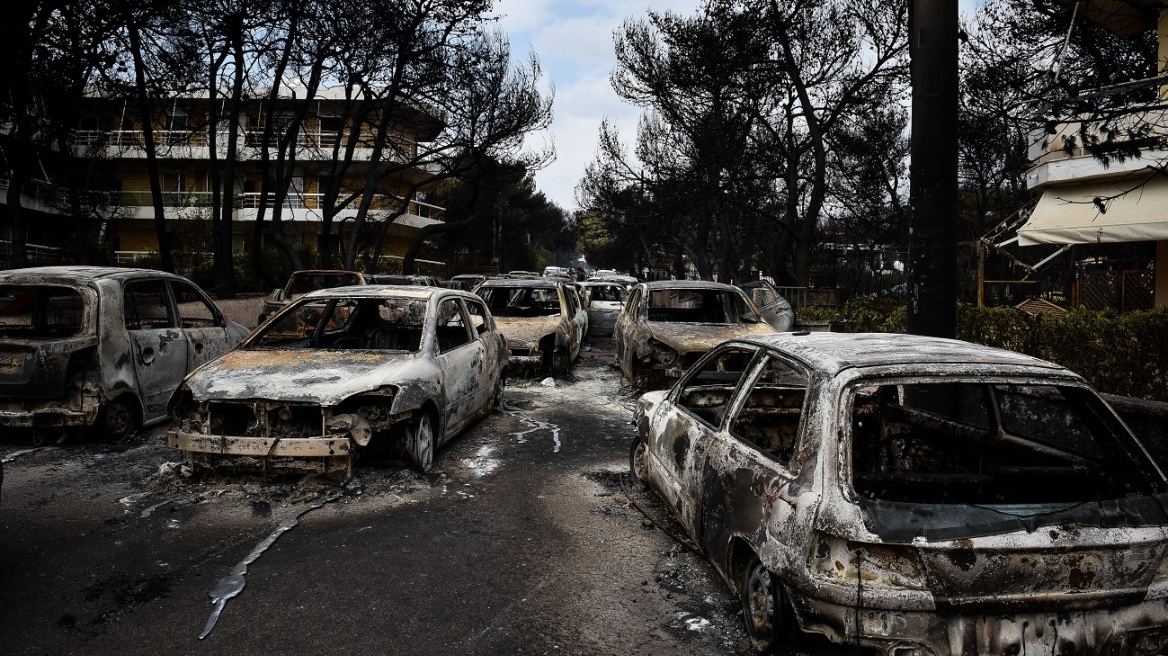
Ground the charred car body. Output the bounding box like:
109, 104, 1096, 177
631, 332, 1168, 655
0, 267, 247, 442
170, 286, 506, 475
579, 281, 627, 337
614, 280, 774, 388
258, 269, 365, 324
475, 278, 587, 377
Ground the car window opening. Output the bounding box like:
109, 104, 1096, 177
250, 298, 426, 351
0, 285, 88, 339
647, 289, 749, 323
479, 287, 562, 318
728, 356, 810, 467
850, 381, 1161, 507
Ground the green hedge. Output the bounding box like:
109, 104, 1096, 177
797, 298, 1168, 402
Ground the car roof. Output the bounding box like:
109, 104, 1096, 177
0, 266, 187, 285
297, 284, 455, 301
478, 278, 561, 289
643, 280, 741, 291
729, 332, 1068, 376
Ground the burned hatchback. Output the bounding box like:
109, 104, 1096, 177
0, 266, 248, 443
631, 332, 1168, 655
169, 286, 507, 475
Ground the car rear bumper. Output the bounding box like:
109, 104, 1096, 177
795, 588, 1168, 656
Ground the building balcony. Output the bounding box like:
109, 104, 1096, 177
1026, 76, 1168, 191
102, 190, 445, 226
70, 128, 432, 167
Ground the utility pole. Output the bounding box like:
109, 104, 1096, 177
907, 0, 958, 338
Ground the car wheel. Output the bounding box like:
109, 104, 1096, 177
102, 399, 136, 443
492, 376, 506, 414
551, 347, 570, 377
407, 413, 435, 474
628, 435, 650, 490
740, 556, 790, 652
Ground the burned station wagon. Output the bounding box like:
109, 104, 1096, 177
0, 266, 248, 443
169, 286, 506, 475
631, 332, 1168, 655
474, 278, 587, 377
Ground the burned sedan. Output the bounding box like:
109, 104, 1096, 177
475, 278, 587, 377
0, 266, 248, 442
630, 332, 1168, 655
614, 280, 774, 388
169, 286, 506, 475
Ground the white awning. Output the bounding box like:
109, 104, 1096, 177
1018, 178, 1168, 246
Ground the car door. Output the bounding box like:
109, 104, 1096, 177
614, 285, 644, 375
647, 345, 760, 537
739, 280, 794, 331
434, 298, 484, 438
122, 279, 189, 422
169, 279, 235, 371
462, 297, 502, 415
700, 353, 811, 564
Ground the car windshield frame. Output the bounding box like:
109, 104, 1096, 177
244, 295, 431, 352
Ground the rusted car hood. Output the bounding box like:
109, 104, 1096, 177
183, 349, 419, 405
495, 316, 562, 346
649, 322, 773, 354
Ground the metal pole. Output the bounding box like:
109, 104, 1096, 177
907, 0, 959, 338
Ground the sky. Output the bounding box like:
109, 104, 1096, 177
491, 0, 983, 213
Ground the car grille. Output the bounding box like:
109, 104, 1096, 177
207, 401, 325, 439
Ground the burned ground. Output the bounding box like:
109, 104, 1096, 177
0, 336, 852, 655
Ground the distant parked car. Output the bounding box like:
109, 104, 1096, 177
579, 280, 628, 337
366, 274, 441, 287
738, 280, 795, 331
614, 280, 773, 388
258, 269, 365, 324
475, 278, 587, 377
451, 273, 487, 288
632, 332, 1168, 655
0, 266, 248, 443
169, 285, 507, 474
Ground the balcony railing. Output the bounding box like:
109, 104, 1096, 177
106, 190, 444, 221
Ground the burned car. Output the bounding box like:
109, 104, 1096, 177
614, 280, 774, 388
579, 281, 627, 337
630, 332, 1168, 655
366, 274, 441, 287
0, 266, 248, 442
169, 286, 506, 474
475, 278, 587, 377
258, 269, 365, 324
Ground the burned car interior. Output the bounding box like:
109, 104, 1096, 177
0, 286, 86, 339
848, 379, 1168, 540
251, 298, 427, 352
480, 287, 562, 318
647, 289, 753, 324
676, 348, 808, 466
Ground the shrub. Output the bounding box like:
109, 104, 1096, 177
814, 296, 1168, 401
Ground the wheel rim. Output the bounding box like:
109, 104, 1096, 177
493, 377, 505, 412
744, 562, 776, 644
413, 414, 434, 472
105, 401, 132, 442
631, 438, 650, 484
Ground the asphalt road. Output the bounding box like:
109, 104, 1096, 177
0, 339, 779, 655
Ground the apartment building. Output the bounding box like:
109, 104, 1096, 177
2, 88, 447, 270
